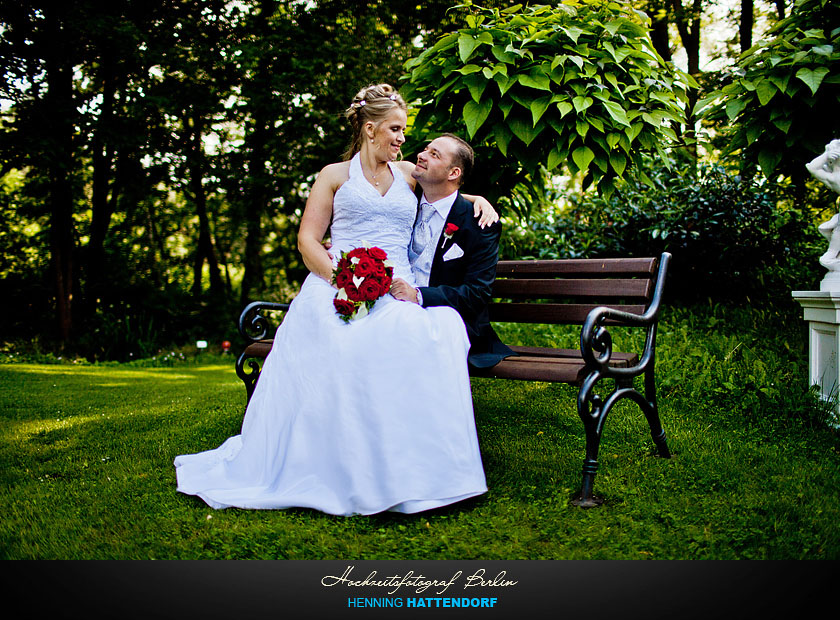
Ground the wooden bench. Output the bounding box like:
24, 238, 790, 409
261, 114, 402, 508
235, 252, 672, 508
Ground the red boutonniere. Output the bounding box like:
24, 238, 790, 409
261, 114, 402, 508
441, 223, 459, 248
331, 243, 394, 323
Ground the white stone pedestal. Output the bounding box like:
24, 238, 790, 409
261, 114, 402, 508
792, 290, 840, 423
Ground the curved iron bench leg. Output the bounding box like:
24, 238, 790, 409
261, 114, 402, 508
573, 374, 606, 508
235, 352, 263, 405
644, 365, 671, 458
573, 371, 670, 507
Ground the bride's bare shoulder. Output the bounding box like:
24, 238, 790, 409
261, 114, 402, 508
395, 160, 417, 187
316, 161, 351, 190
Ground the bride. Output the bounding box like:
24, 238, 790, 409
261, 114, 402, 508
174, 84, 497, 515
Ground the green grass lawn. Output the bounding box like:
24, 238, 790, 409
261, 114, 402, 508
2, 304, 839, 560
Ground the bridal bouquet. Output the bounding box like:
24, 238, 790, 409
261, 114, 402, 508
332, 245, 394, 323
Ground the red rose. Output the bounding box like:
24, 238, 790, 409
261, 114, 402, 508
333, 298, 356, 316
444, 223, 459, 236
336, 256, 352, 272
370, 261, 387, 278
343, 284, 364, 302
358, 278, 385, 300
371, 269, 392, 288
346, 247, 368, 259
367, 247, 387, 261
335, 268, 354, 289
354, 256, 377, 277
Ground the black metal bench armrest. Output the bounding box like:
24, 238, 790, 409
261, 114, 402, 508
580, 252, 671, 377
238, 301, 290, 344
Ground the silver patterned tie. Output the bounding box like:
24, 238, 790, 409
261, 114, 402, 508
411, 201, 436, 258
410, 201, 437, 285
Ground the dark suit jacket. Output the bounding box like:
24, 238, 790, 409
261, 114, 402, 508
417, 192, 515, 369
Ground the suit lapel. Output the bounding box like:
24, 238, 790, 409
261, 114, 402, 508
430, 193, 469, 284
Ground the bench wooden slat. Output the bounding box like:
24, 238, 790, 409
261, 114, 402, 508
472, 357, 585, 383
495, 257, 657, 277
508, 345, 638, 366
489, 302, 647, 324
243, 340, 273, 358
492, 277, 652, 300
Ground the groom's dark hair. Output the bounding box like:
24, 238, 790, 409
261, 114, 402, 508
440, 133, 474, 186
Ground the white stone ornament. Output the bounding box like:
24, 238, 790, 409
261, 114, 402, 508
807, 139, 840, 286
792, 139, 840, 423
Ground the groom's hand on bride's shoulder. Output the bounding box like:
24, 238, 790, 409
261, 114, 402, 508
390, 278, 419, 304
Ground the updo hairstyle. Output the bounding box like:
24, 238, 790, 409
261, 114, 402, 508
343, 83, 407, 160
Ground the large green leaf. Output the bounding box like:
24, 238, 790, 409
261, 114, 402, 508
600, 99, 631, 127
755, 79, 777, 105
458, 34, 482, 63
509, 113, 544, 146
795, 66, 830, 95
517, 71, 552, 91
463, 98, 493, 138
530, 96, 552, 126
547, 146, 566, 171
464, 73, 488, 103
610, 152, 627, 176
572, 96, 593, 114
494, 73, 517, 96
572, 146, 595, 173
493, 122, 514, 156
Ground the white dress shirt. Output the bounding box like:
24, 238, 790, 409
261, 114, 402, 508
410, 190, 459, 288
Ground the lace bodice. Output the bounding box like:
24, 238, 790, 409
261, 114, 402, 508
330, 153, 418, 283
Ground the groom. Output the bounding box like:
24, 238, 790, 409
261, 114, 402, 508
391, 134, 514, 369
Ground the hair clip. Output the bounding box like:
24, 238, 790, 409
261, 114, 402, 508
357, 100, 366, 107
389, 94, 398, 101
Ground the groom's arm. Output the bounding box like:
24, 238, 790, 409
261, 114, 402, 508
416, 220, 501, 319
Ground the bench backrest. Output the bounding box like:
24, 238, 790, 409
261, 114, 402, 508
489, 256, 661, 325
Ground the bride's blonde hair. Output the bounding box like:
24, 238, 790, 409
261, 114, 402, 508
343, 84, 407, 160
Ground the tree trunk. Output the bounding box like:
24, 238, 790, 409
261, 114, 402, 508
647, 1, 672, 62
186, 114, 224, 298
44, 5, 76, 344
670, 0, 702, 76
740, 0, 754, 54
669, 0, 703, 161
239, 0, 275, 306
86, 56, 117, 315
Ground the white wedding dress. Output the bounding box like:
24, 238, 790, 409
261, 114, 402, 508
174, 153, 487, 515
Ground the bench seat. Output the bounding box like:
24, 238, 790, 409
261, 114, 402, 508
472, 346, 638, 384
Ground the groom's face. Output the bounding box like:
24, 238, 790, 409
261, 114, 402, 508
412, 137, 460, 187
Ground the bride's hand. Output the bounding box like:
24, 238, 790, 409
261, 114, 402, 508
464, 195, 499, 228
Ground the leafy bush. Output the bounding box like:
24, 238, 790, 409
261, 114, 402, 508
402, 1, 694, 215
501, 161, 824, 302
699, 0, 840, 182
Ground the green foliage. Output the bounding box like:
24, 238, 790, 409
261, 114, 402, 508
402, 1, 695, 213
501, 160, 823, 301
0, 0, 449, 355
698, 0, 840, 181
